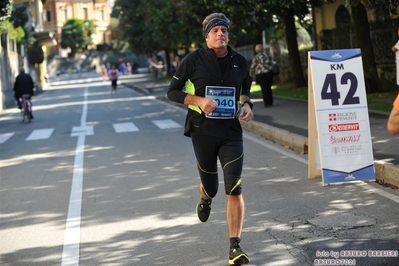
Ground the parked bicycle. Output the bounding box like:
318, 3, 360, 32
21, 94, 33, 123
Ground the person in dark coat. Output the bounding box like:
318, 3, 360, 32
250, 44, 274, 107
13, 67, 34, 118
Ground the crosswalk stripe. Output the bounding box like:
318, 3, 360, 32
71, 126, 94, 136
113, 122, 139, 133
26, 128, 54, 141
1, 119, 182, 143
152, 119, 182, 129
0, 132, 14, 144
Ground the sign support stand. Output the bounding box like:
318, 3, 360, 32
308, 56, 321, 178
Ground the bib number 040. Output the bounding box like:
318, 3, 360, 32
215, 98, 235, 107
321, 72, 360, 106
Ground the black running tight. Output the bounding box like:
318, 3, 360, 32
190, 132, 244, 197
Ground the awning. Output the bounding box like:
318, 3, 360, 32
33, 31, 57, 46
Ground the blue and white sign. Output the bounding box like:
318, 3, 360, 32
205, 86, 237, 119
309, 49, 375, 185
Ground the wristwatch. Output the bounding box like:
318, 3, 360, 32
242, 100, 253, 110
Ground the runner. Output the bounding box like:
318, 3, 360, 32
167, 12, 253, 265
108, 65, 119, 94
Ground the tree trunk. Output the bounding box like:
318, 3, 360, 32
351, 2, 381, 93
283, 7, 306, 88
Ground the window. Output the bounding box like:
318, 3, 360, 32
46, 10, 51, 22
63, 9, 68, 21
335, 5, 351, 28
83, 7, 88, 19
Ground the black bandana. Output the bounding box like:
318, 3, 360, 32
203, 18, 230, 37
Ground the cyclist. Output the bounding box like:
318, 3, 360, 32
13, 67, 34, 119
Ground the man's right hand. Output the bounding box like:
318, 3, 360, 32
199, 97, 218, 114
184, 94, 217, 113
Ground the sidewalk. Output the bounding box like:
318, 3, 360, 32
123, 78, 399, 188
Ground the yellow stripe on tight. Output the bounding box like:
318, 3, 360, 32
197, 160, 218, 175
229, 178, 242, 195
222, 153, 243, 169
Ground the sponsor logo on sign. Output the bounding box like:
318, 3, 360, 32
331, 145, 363, 155
331, 53, 342, 59
345, 174, 356, 180
330, 134, 361, 144
329, 123, 360, 132
328, 112, 357, 122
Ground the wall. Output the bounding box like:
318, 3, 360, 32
0, 35, 25, 110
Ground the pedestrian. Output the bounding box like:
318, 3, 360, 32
387, 94, 399, 134
392, 27, 399, 85
101, 64, 107, 81
167, 12, 253, 265
13, 67, 34, 119
108, 65, 119, 94
169, 55, 181, 75
250, 44, 274, 107
119, 62, 126, 75
126, 62, 132, 75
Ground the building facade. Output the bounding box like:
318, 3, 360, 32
42, 0, 111, 55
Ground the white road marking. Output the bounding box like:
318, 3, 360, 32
26, 128, 54, 141
113, 122, 139, 133
62, 87, 88, 266
0, 132, 14, 144
71, 125, 94, 136
152, 119, 182, 129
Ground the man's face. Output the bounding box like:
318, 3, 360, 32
206, 26, 229, 49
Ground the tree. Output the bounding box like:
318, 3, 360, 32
349, 1, 380, 92
27, 38, 44, 65
346, 0, 399, 92
0, 0, 13, 22
60, 18, 93, 57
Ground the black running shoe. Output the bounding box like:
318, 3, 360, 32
229, 243, 249, 265
196, 198, 211, 222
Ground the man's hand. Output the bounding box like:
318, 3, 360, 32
183, 94, 217, 114
240, 105, 253, 122
198, 97, 218, 114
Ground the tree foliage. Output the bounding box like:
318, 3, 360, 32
0, 0, 13, 22
111, 0, 397, 89
27, 38, 44, 65
60, 18, 95, 56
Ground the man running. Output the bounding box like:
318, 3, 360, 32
167, 12, 253, 265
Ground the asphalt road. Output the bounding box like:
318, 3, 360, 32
1, 73, 398, 266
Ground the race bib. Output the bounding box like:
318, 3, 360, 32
205, 86, 237, 119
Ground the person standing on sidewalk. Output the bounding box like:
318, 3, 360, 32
250, 44, 274, 107
13, 67, 34, 119
167, 12, 253, 265
387, 94, 399, 134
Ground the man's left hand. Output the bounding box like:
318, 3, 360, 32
239, 105, 253, 122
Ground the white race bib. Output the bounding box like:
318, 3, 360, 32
205, 86, 237, 119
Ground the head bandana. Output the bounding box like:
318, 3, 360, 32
203, 17, 230, 37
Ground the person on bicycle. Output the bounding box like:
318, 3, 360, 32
13, 67, 34, 119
